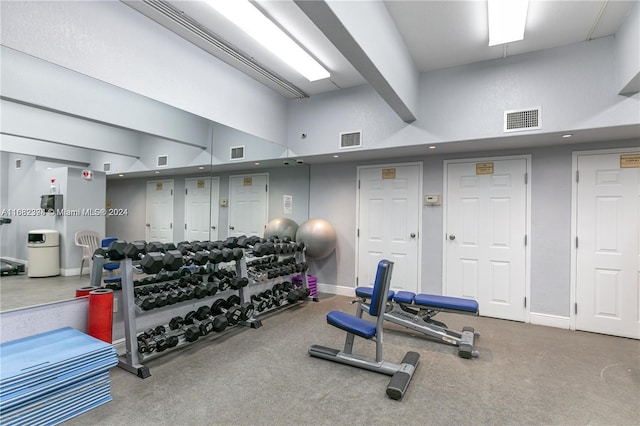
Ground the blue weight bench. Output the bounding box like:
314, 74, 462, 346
355, 287, 480, 359
309, 260, 420, 400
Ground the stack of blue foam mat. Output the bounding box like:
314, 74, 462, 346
0, 327, 118, 425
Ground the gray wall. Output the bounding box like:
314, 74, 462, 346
307, 139, 639, 319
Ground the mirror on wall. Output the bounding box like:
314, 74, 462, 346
0, 46, 310, 311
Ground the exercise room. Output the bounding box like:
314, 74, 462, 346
0, 1, 638, 425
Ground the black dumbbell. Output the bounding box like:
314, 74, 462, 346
184, 310, 216, 336
163, 250, 185, 271
140, 252, 164, 274
146, 241, 165, 253
229, 276, 249, 290
106, 240, 127, 260
211, 295, 254, 325
196, 306, 229, 332
124, 240, 147, 260
250, 293, 268, 312
168, 316, 201, 342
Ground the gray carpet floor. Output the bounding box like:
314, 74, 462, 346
62, 293, 639, 426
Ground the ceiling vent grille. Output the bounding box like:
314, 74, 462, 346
103, 162, 111, 172
339, 131, 362, 149
504, 107, 542, 132
157, 155, 168, 167
230, 146, 245, 160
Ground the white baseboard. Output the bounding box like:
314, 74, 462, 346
529, 312, 570, 329
61, 268, 81, 277
317, 283, 354, 297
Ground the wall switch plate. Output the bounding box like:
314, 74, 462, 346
424, 194, 441, 206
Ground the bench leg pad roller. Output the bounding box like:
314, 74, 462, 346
386, 351, 420, 400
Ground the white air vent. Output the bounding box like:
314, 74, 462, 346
339, 131, 362, 149
230, 146, 245, 160
504, 107, 542, 133
15, 159, 21, 169
157, 155, 168, 167
103, 162, 111, 172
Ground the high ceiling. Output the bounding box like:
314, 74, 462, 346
125, 0, 637, 98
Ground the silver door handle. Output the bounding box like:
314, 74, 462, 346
449, 234, 456, 240
145, 223, 150, 227
410, 233, 416, 238
211, 226, 216, 230
229, 226, 235, 230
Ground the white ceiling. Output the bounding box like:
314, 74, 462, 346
126, 0, 637, 98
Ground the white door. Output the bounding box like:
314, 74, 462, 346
357, 164, 421, 293
146, 180, 174, 243
574, 151, 640, 339
184, 177, 220, 242
228, 173, 268, 237
444, 158, 529, 321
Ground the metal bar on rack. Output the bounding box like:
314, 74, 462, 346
117, 258, 151, 378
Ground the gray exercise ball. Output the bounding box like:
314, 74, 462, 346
264, 217, 299, 240
295, 218, 337, 259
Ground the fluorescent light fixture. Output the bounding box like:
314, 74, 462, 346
205, 0, 329, 81
488, 0, 529, 46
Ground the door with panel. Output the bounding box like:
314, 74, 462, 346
574, 151, 639, 339
146, 180, 174, 243
228, 173, 268, 237
357, 164, 421, 293
184, 177, 220, 242
445, 158, 528, 321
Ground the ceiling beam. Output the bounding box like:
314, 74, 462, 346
295, 0, 418, 123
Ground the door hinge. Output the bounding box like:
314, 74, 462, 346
170, 222, 173, 229
357, 228, 360, 237
576, 236, 578, 249
358, 180, 360, 189
184, 224, 187, 230
185, 189, 188, 195
171, 189, 173, 196
524, 172, 528, 184
356, 277, 359, 285
524, 297, 527, 308
576, 170, 579, 183
265, 184, 268, 192
524, 234, 527, 246
574, 303, 578, 315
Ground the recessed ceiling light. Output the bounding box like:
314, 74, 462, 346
154, 171, 160, 174
333, 155, 339, 158
198, 166, 204, 170
428, 146, 437, 150
562, 134, 573, 138
488, 0, 529, 46
254, 162, 261, 166
118, 174, 124, 177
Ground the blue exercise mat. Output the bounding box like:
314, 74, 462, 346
0, 327, 118, 425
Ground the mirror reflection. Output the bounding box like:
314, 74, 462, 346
0, 47, 309, 312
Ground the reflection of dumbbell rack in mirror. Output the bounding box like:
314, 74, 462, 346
237, 235, 315, 318
91, 239, 259, 378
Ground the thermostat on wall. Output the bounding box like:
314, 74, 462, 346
424, 194, 441, 206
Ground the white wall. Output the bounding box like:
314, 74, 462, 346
287, 37, 639, 155
0, 0, 288, 144
615, 1, 640, 95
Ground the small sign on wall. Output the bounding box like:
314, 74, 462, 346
156, 183, 163, 190
476, 162, 494, 175
81, 170, 93, 180
243, 177, 253, 186
620, 154, 640, 168
382, 168, 396, 179
283, 195, 293, 214
197, 179, 205, 189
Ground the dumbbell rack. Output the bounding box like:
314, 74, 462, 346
116, 257, 254, 378
239, 248, 313, 317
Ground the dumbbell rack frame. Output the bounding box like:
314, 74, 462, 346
116, 257, 256, 378
240, 249, 314, 317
